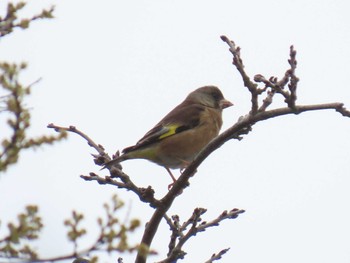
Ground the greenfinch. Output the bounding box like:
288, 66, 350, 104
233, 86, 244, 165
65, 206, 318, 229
103, 86, 233, 182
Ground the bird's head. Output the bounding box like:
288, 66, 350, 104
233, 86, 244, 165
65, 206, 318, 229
187, 86, 233, 110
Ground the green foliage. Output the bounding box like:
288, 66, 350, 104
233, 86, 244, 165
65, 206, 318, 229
0, 205, 42, 260
64, 194, 141, 259
65, 211, 87, 244
0, 62, 67, 172
0, 2, 54, 38
0, 2, 141, 263
97, 194, 140, 253
0, 195, 141, 262
0, 1, 64, 172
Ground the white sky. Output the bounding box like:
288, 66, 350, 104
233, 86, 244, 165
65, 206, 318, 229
1, 0, 350, 262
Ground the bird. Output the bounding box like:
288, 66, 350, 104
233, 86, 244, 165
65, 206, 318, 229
103, 85, 233, 184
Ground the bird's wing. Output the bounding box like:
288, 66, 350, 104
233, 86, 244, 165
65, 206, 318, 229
122, 103, 204, 153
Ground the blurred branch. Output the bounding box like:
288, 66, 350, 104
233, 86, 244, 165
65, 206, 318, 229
0, 2, 54, 39
0, 0, 63, 173
0, 2, 139, 263
0, 63, 67, 172
0, 206, 42, 261
0, 195, 140, 263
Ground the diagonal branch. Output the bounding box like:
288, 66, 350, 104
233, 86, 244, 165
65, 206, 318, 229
80, 172, 161, 208
135, 101, 350, 262
204, 248, 231, 263
48, 36, 350, 263
47, 124, 107, 157
47, 124, 160, 208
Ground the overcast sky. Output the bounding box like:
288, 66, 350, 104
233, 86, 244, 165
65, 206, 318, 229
1, 0, 350, 262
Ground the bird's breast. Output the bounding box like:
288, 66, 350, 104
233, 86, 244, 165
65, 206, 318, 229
154, 107, 223, 169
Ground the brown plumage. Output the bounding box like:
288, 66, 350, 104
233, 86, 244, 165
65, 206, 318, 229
103, 85, 233, 182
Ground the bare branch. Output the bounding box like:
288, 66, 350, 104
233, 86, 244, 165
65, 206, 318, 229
336, 104, 350, 117
253, 45, 299, 111
163, 214, 181, 256
197, 209, 245, 232
47, 124, 161, 208
220, 35, 260, 114
47, 36, 350, 263
135, 33, 350, 260
157, 208, 244, 263
258, 89, 276, 112
47, 124, 107, 157
204, 248, 230, 263
80, 172, 161, 208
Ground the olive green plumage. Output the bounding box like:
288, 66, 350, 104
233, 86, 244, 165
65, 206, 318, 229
103, 85, 233, 181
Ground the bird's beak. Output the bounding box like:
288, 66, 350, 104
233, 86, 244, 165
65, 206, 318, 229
220, 99, 233, 109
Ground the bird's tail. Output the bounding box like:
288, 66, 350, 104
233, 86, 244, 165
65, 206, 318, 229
101, 154, 129, 170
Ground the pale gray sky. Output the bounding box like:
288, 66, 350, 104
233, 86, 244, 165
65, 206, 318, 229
1, 0, 350, 262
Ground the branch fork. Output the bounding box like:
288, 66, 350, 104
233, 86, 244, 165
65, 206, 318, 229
47, 35, 350, 263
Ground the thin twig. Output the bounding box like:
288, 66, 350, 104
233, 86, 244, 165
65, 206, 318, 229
47, 124, 160, 208
204, 248, 230, 263
197, 209, 245, 232
163, 214, 181, 256
47, 124, 107, 157
220, 35, 260, 114
47, 36, 350, 263
80, 172, 160, 208
157, 208, 244, 263
136, 101, 350, 263
253, 45, 299, 111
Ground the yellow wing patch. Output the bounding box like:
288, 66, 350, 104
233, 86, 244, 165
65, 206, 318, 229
159, 124, 179, 139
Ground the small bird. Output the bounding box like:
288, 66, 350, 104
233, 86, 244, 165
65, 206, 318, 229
103, 86, 233, 183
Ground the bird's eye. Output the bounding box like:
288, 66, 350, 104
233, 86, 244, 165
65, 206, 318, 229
211, 91, 222, 101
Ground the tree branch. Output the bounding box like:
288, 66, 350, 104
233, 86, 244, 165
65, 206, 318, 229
158, 208, 244, 263
47, 124, 161, 208
0, 3, 54, 38
220, 35, 260, 114
80, 172, 161, 208
134, 36, 350, 263
204, 248, 230, 263
47, 36, 350, 263
47, 124, 107, 157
